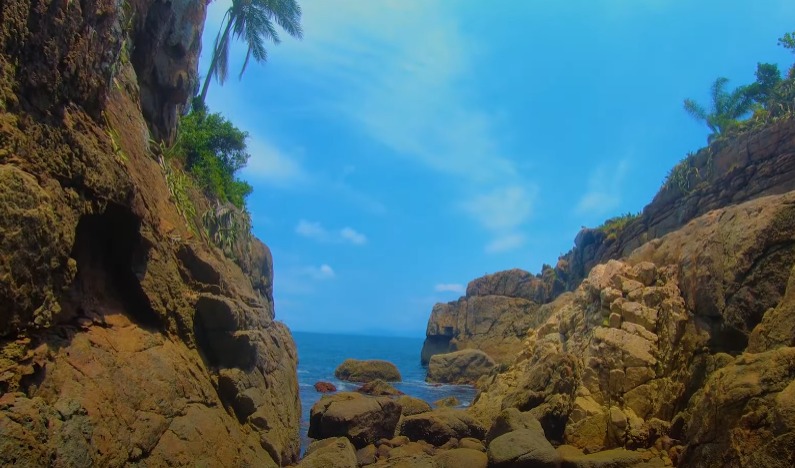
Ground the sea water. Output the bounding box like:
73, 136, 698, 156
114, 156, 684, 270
293, 331, 477, 451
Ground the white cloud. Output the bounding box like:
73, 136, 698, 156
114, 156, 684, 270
434, 283, 465, 294
295, 220, 368, 245
340, 227, 367, 245
485, 234, 527, 254
302, 264, 335, 280
575, 160, 630, 216
461, 186, 537, 231
240, 137, 309, 188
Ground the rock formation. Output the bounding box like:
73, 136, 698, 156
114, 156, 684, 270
422, 119, 795, 368
0, 0, 299, 465
427, 349, 497, 384
335, 358, 402, 382
468, 190, 795, 465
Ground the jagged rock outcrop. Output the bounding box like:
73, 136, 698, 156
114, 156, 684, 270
422, 120, 795, 367
0, 0, 300, 465
421, 269, 555, 365
469, 190, 795, 466
427, 349, 497, 384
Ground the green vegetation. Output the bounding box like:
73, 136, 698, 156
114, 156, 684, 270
596, 212, 639, 241
175, 102, 252, 209
202, 202, 252, 259
684, 31, 795, 142
199, 0, 303, 103
683, 77, 754, 140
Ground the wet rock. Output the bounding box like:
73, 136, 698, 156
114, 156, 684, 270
334, 359, 402, 382
314, 381, 337, 393
356, 379, 403, 396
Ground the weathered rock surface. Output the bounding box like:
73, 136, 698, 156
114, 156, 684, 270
357, 379, 404, 396
469, 190, 795, 465
0, 0, 300, 465
308, 392, 402, 449
315, 381, 337, 393
335, 359, 402, 382
421, 273, 551, 365
427, 349, 497, 384
396, 395, 433, 416
487, 428, 560, 468
399, 408, 486, 446
297, 437, 357, 468
423, 119, 795, 369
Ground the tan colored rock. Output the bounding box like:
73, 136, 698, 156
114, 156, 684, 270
620, 301, 658, 332
399, 409, 486, 446
308, 392, 402, 448
355, 444, 377, 466
459, 437, 486, 451
434, 447, 488, 468
434, 396, 460, 408
396, 395, 432, 416
485, 408, 544, 444
356, 379, 403, 396
427, 349, 497, 384
334, 359, 402, 382
487, 428, 560, 467
298, 437, 357, 468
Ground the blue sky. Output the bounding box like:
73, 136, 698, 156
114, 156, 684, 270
200, 0, 794, 337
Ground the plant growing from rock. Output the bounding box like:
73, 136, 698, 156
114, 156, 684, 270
683, 77, 754, 141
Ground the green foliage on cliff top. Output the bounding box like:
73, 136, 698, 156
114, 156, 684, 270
175, 102, 252, 209
596, 212, 640, 241
684, 32, 795, 142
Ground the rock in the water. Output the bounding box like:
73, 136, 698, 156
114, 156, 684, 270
308, 392, 401, 448
399, 408, 486, 446
314, 381, 337, 393
396, 395, 433, 416
487, 428, 560, 468
434, 396, 461, 408
356, 379, 404, 396
297, 437, 357, 468
427, 349, 497, 384
334, 359, 402, 382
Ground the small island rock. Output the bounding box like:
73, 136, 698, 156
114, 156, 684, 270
334, 359, 402, 382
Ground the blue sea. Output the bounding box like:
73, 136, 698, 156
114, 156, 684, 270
293, 332, 477, 451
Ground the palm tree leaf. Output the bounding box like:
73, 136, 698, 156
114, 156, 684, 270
683, 99, 708, 121
216, 33, 230, 85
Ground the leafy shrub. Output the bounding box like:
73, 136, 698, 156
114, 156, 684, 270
596, 212, 640, 241
176, 105, 253, 209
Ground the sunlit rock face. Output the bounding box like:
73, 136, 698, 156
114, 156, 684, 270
469, 190, 795, 466
0, 0, 300, 465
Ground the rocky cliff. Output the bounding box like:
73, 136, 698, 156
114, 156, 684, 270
470, 189, 795, 466
0, 1, 300, 465
422, 119, 795, 367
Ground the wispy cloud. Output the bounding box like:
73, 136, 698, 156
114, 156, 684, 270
434, 283, 465, 294
485, 234, 527, 254
295, 220, 368, 245
461, 185, 537, 253
301, 264, 335, 280
575, 160, 630, 216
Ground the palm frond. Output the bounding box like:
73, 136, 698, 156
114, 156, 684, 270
683, 99, 708, 121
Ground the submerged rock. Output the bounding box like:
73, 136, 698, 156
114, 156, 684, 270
334, 359, 402, 382
356, 379, 403, 396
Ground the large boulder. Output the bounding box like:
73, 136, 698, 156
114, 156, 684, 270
399, 409, 486, 446
487, 428, 560, 468
297, 437, 357, 468
308, 392, 401, 448
426, 349, 497, 384
396, 395, 432, 416
434, 447, 488, 468
334, 359, 402, 382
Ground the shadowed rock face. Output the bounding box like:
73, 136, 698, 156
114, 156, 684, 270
0, 1, 300, 465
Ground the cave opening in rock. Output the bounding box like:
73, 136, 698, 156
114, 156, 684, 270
69, 204, 160, 328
